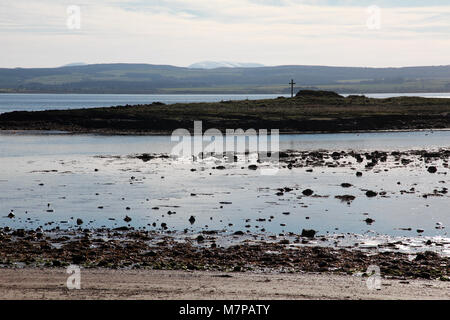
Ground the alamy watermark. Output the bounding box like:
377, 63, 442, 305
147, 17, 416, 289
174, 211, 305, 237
66, 5, 81, 30
366, 265, 381, 290
366, 5, 381, 30
170, 121, 280, 175
66, 264, 81, 289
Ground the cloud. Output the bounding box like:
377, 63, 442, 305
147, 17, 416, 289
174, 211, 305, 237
1, 0, 450, 67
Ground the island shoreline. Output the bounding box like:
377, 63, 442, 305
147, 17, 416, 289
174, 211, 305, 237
1, 93, 450, 135
1, 127, 450, 136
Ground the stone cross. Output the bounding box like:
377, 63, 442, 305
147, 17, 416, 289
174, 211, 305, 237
289, 79, 296, 97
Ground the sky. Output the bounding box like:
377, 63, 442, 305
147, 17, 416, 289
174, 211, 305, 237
1, 0, 450, 68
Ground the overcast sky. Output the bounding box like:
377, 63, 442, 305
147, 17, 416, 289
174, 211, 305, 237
1, 0, 450, 68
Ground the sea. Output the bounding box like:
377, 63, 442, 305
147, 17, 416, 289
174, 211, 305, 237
0, 93, 449, 253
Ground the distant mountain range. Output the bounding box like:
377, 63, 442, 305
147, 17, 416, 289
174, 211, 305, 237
188, 61, 265, 69
1, 63, 450, 94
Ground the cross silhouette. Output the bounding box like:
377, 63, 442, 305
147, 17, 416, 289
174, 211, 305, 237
289, 79, 296, 97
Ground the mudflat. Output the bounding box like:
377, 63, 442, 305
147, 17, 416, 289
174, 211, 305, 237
0, 268, 448, 300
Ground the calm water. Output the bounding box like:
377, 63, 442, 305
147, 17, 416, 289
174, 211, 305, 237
0, 131, 448, 241
0, 94, 290, 113
1, 92, 450, 113
0, 130, 449, 157
0, 92, 449, 242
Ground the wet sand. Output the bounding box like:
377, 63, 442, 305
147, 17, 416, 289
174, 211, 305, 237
2, 148, 449, 236
0, 268, 448, 300
1, 147, 448, 300
1, 227, 448, 281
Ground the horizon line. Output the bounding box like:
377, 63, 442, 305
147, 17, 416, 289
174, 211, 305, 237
2, 62, 450, 70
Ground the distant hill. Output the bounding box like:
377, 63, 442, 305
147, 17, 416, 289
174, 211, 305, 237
1, 63, 450, 94
188, 61, 265, 69
61, 62, 87, 67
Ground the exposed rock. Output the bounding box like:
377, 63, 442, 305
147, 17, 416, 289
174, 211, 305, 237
365, 190, 378, 197
414, 251, 438, 261
301, 229, 316, 238
296, 90, 343, 98
136, 153, 155, 162
341, 183, 352, 188
427, 166, 437, 173
335, 195, 356, 203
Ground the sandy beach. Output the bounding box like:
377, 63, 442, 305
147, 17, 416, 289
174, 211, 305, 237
0, 268, 448, 300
